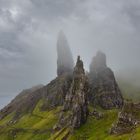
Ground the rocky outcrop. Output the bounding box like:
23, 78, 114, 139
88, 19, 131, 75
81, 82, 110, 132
89, 109, 104, 120
56, 56, 89, 129
89, 51, 123, 109
57, 31, 74, 76
110, 101, 140, 135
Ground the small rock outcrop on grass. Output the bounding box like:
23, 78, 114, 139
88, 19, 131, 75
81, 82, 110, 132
57, 31, 74, 76
110, 101, 140, 135
56, 56, 89, 129
89, 51, 123, 109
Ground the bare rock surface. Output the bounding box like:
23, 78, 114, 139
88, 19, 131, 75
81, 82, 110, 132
56, 56, 89, 129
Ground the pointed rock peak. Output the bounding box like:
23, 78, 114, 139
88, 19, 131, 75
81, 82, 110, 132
56, 56, 89, 129
74, 56, 85, 75
57, 30, 74, 76
90, 51, 107, 72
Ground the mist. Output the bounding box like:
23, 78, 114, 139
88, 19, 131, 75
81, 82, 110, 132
0, 0, 140, 108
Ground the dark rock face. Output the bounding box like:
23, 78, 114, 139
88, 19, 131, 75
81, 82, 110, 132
57, 31, 74, 76
110, 101, 140, 135
41, 74, 72, 110
89, 51, 123, 109
57, 56, 89, 129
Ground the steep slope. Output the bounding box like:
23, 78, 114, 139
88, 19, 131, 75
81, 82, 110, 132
0, 85, 43, 120
0, 74, 72, 122
0, 100, 61, 140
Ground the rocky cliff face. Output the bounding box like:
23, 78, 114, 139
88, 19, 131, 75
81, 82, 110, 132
89, 51, 123, 109
110, 101, 140, 134
56, 56, 89, 129
57, 31, 74, 76
41, 74, 72, 111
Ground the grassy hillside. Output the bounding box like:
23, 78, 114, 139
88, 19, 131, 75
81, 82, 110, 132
0, 100, 60, 140
1, 100, 140, 140
50, 108, 140, 140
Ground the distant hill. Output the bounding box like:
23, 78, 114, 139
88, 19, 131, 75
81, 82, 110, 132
117, 77, 140, 102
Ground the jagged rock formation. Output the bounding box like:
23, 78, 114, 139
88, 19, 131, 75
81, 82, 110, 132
89, 51, 123, 109
110, 101, 140, 134
57, 31, 74, 76
56, 56, 89, 129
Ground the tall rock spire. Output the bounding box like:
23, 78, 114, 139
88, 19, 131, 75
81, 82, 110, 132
56, 56, 89, 129
57, 31, 74, 76
89, 51, 123, 109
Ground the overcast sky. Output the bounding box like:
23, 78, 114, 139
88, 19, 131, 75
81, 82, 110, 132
0, 0, 140, 97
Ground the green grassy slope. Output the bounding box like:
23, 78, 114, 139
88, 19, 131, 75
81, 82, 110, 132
50, 109, 140, 140
1, 101, 140, 140
0, 100, 60, 140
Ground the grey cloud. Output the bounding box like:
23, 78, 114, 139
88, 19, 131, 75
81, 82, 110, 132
0, 0, 140, 99
30, 0, 77, 19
